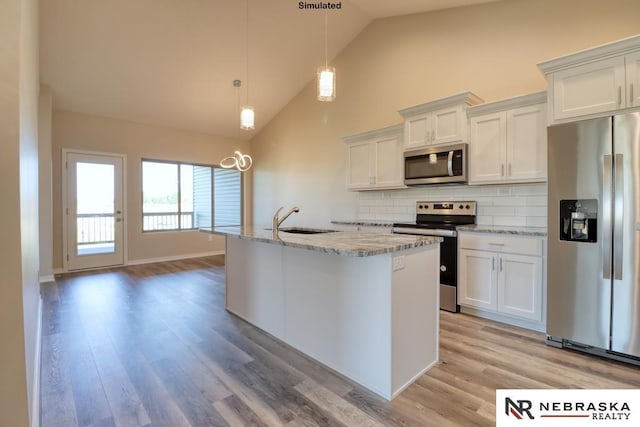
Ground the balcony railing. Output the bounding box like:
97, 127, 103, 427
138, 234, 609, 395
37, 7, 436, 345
77, 213, 115, 244
77, 211, 196, 246
143, 211, 194, 231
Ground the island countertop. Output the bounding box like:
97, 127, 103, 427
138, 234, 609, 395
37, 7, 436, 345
202, 225, 441, 257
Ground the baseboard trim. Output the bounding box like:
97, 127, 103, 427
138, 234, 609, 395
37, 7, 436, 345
126, 250, 225, 266
39, 275, 55, 284
460, 306, 546, 333
32, 296, 42, 427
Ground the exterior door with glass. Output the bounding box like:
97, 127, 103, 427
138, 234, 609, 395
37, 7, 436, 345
65, 151, 125, 270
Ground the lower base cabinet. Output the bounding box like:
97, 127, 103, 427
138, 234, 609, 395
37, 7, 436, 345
458, 232, 544, 328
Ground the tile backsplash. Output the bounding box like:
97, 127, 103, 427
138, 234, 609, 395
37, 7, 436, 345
357, 183, 547, 227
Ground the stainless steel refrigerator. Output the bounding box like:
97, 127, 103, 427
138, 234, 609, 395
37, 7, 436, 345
547, 112, 640, 364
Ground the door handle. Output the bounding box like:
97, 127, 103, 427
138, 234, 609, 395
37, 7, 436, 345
501, 164, 505, 177
508, 163, 512, 177
492, 257, 495, 271
614, 154, 623, 280
116, 218, 122, 223
631, 84, 635, 105
447, 151, 454, 176
603, 155, 612, 280
499, 257, 503, 272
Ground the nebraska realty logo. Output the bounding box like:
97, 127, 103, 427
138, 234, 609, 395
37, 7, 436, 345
496, 390, 639, 426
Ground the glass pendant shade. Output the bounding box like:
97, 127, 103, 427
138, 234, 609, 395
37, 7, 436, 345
317, 66, 336, 102
240, 106, 255, 130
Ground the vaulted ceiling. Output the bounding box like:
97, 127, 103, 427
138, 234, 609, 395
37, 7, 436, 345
39, 0, 502, 140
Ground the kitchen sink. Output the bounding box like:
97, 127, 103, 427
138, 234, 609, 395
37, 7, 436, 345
278, 227, 338, 235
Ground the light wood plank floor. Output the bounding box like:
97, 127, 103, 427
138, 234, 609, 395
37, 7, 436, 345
40, 256, 640, 427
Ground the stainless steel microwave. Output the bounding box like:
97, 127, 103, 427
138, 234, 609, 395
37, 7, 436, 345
404, 143, 467, 185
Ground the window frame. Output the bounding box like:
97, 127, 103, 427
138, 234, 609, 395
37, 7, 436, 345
141, 158, 243, 233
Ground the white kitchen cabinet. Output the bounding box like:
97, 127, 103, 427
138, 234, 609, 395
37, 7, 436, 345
399, 92, 483, 150
538, 34, 640, 122
468, 92, 547, 184
458, 249, 497, 311
458, 232, 545, 327
497, 253, 542, 321
626, 51, 640, 108
344, 124, 405, 191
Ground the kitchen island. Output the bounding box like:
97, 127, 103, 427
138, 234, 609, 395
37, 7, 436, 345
202, 226, 441, 400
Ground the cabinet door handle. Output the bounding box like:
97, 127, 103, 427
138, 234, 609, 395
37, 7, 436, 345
618, 86, 622, 106
492, 257, 495, 271
631, 84, 635, 105
431, 130, 435, 142
501, 164, 505, 177
488, 242, 505, 247
499, 257, 503, 272
508, 163, 512, 176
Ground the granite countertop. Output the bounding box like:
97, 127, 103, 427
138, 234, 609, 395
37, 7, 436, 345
201, 226, 441, 257
456, 224, 547, 237
331, 220, 394, 227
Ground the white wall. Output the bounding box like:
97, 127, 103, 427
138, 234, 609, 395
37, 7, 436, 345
250, 0, 640, 227
0, 0, 41, 425
39, 85, 53, 281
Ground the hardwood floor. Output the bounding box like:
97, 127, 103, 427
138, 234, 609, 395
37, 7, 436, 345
40, 256, 640, 427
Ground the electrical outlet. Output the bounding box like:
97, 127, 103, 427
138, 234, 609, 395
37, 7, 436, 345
392, 255, 405, 271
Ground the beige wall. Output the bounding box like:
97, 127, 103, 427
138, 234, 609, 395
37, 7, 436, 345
0, 0, 41, 425
39, 85, 53, 280
250, 0, 640, 226
52, 110, 251, 269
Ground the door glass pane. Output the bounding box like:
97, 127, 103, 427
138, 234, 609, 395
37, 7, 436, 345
142, 161, 179, 230
76, 162, 115, 255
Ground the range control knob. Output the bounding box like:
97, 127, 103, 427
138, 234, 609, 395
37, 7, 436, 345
466, 204, 471, 210
418, 205, 423, 209
459, 205, 464, 209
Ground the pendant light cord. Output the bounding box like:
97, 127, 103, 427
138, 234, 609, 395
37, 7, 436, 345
245, 0, 249, 106
324, 9, 328, 68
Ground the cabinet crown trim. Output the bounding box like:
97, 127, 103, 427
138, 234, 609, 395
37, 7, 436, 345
467, 92, 547, 117
398, 91, 484, 117
342, 123, 403, 144
537, 34, 640, 75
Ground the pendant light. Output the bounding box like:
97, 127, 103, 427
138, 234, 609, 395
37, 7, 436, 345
317, 9, 335, 102
220, 79, 253, 172
240, 0, 255, 129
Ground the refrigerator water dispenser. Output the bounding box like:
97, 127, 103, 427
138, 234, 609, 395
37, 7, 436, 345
559, 199, 597, 242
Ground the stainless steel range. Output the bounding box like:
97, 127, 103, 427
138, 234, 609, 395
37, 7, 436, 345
392, 201, 477, 312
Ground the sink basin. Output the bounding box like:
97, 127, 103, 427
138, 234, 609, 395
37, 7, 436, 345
278, 227, 338, 235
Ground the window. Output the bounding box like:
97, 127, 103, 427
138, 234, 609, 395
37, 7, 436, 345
142, 160, 242, 231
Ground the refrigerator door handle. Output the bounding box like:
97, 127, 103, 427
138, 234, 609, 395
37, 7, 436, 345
614, 153, 624, 280
603, 154, 613, 280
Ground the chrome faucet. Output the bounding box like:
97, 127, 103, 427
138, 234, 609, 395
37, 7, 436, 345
273, 206, 300, 238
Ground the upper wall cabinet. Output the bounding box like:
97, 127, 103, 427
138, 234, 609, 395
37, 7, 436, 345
538, 35, 640, 123
467, 92, 547, 185
343, 124, 405, 191
398, 92, 483, 150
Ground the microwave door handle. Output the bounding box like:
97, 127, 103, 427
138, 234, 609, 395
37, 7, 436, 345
447, 151, 454, 176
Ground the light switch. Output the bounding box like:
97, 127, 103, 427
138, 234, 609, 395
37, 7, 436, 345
392, 255, 405, 271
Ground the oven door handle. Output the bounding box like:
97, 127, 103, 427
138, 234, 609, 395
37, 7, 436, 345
447, 151, 454, 176
392, 227, 457, 237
